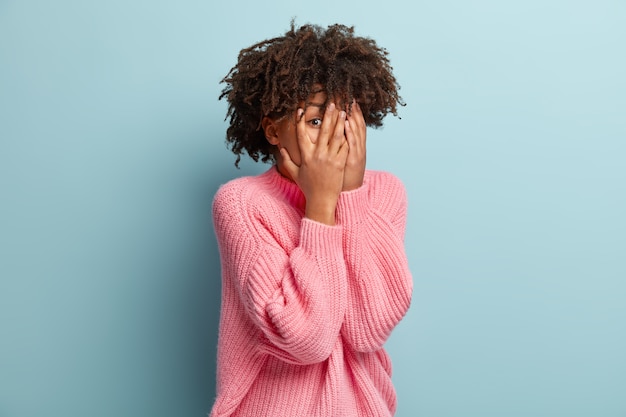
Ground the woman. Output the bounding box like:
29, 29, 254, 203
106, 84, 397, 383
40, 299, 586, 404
210, 22, 413, 417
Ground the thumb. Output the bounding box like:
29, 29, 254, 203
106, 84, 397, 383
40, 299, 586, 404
279, 147, 299, 181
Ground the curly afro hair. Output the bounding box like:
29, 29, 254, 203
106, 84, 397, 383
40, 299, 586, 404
219, 21, 404, 166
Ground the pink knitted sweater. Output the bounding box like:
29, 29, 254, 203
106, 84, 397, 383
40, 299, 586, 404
210, 166, 412, 417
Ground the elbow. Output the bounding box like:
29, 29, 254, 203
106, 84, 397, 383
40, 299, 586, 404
341, 323, 389, 353
285, 321, 339, 364
295, 341, 335, 364
266, 310, 340, 364
350, 338, 386, 353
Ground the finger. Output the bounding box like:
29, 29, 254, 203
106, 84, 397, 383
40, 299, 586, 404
295, 108, 314, 151
318, 102, 338, 147
353, 101, 366, 125
344, 118, 356, 148
345, 116, 363, 153
348, 101, 367, 142
337, 134, 350, 162
328, 109, 347, 154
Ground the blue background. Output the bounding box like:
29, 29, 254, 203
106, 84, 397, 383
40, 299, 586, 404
1, 1, 625, 416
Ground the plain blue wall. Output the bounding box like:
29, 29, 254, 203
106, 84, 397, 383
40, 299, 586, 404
1, 1, 625, 416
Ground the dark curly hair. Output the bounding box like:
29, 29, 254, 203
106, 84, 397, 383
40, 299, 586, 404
219, 21, 404, 166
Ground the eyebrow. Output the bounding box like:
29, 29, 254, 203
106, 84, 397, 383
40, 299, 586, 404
304, 101, 325, 109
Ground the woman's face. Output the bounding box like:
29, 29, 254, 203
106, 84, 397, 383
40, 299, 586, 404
265, 89, 330, 181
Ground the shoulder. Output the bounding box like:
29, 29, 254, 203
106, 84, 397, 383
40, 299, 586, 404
364, 170, 407, 199
213, 175, 259, 215
212, 170, 304, 258
212, 173, 271, 237
212, 169, 300, 241
365, 170, 406, 189
363, 170, 408, 214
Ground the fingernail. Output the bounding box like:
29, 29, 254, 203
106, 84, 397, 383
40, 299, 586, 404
328, 102, 335, 112
340, 111, 346, 119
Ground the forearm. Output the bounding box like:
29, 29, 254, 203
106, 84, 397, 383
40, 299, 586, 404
243, 219, 348, 363
214, 184, 348, 364
341, 222, 412, 351
336, 177, 413, 351
304, 193, 339, 225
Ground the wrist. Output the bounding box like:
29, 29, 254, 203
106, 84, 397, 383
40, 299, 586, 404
342, 166, 365, 191
305, 196, 338, 225
342, 179, 363, 191
336, 181, 369, 225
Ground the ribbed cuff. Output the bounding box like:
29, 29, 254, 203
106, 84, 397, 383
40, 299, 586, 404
336, 182, 370, 226
299, 218, 343, 258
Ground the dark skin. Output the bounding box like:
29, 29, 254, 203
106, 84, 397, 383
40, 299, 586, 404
263, 91, 367, 225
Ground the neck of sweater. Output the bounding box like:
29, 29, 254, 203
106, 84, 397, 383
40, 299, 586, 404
260, 166, 306, 210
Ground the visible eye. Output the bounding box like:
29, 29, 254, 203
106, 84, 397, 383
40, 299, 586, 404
308, 117, 323, 127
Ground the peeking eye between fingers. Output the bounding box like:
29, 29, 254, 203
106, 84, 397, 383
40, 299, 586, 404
308, 118, 323, 127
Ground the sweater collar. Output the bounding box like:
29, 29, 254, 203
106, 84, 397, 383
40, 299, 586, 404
261, 166, 306, 209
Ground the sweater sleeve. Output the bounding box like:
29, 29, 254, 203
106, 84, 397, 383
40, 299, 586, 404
335, 172, 413, 352
213, 183, 348, 365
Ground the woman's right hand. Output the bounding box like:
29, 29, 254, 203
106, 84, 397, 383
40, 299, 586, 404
280, 102, 349, 225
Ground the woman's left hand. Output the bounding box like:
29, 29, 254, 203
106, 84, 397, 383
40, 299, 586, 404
342, 101, 367, 191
